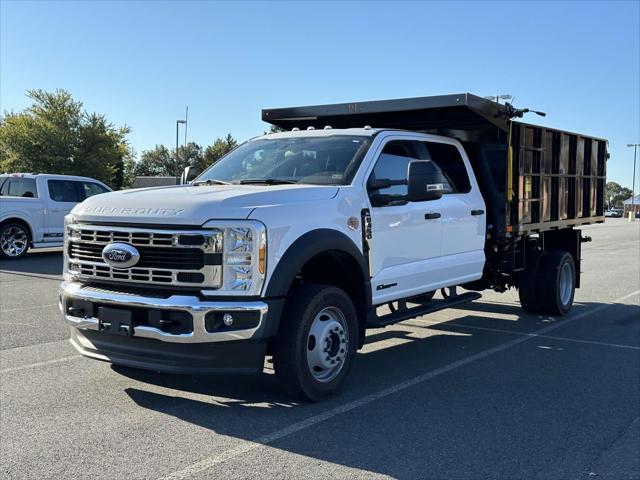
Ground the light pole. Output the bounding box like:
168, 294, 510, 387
176, 119, 186, 176
184, 106, 188, 146
628, 144, 639, 221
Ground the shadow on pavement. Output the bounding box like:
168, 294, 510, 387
121, 299, 640, 478
0, 250, 62, 276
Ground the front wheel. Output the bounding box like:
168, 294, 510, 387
0, 223, 30, 259
273, 284, 358, 401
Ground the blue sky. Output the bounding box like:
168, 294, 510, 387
1, 0, 639, 187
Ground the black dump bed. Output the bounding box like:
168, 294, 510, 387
263, 93, 607, 239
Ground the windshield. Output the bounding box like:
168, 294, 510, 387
196, 135, 372, 185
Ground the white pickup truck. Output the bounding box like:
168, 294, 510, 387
59, 94, 606, 400
0, 173, 111, 259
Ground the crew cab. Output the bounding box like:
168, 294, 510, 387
0, 173, 111, 259
59, 94, 607, 400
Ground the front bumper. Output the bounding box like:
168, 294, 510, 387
59, 281, 281, 373
60, 281, 268, 343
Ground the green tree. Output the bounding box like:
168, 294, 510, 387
178, 142, 205, 174
0, 89, 131, 188
135, 145, 174, 177
203, 133, 237, 166
130, 134, 238, 182
122, 148, 138, 188
605, 181, 632, 208
135, 142, 204, 178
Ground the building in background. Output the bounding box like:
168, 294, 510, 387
623, 194, 640, 217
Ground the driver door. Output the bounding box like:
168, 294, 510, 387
366, 139, 443, 305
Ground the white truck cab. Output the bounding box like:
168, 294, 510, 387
0, 173, 111, 258
59, 94, 606, 400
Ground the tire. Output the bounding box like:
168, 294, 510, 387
537, 251, 576, 316
518, 250, 546, 314
0, 222, 30, 259
273, 284, 358, 401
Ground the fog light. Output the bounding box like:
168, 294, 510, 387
204, 310, 260, 333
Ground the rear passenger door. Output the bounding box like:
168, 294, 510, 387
424, 140, 486, 282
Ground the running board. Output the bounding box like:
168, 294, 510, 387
367, 292, 482, 328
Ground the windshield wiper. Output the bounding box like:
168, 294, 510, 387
192, 179, 231, 186
238, 178, 297, 185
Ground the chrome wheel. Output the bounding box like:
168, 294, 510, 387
559, 261, 573, 306
1, 226, 28, 258
306, 306, 349, 383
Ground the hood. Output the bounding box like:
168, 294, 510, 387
72, 184, 339, 226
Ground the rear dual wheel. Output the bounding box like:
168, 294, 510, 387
537, 251, 576, 316
518, 250, 545, 313
519, 250, 576, 316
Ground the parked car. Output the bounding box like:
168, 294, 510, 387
59, 93, 607, 400
605, 209, 623, 217
0, 173, 111, 259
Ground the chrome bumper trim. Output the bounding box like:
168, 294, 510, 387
59, 281, 268, 343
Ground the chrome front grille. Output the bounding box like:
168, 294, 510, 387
67, 224, 222, 287
73, 228, 204, 248
69, 243, 205, 269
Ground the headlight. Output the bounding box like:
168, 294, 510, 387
203, 220, 267, 296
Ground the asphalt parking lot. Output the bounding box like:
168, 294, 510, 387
1, 221, 638, 480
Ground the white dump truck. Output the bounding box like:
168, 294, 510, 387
59, 94, 606, 400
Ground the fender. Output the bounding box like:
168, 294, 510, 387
265, 228, 370, 302
0, 213, 34, 240
0, 210, 32, 225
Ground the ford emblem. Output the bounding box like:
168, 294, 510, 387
102, 243, 140, 269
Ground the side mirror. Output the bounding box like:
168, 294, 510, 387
407, 161, 444, 202
181, 166, 201, 185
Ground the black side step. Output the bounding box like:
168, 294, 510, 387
367, 292, 482, 328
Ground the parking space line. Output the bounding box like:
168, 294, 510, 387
409, 321, 640, 351
158, 289, 640, 480
0, 355, 81, 374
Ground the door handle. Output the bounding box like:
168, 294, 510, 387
471, 209, 485, 216
424, 213, 441, 220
